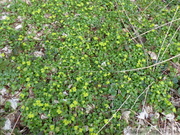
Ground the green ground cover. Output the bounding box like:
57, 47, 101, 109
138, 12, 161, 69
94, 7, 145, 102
0, 0, 180, 134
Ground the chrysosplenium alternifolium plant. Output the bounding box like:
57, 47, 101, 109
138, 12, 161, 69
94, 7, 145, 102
0, 0, 179, 134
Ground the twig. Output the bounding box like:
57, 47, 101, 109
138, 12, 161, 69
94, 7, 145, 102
158, 26, 180, 64
155, 6, 179, 67
130, 109, 163, 135
142, 82, 154, 110
120, 3, 149, 66
142, 0, 155, 13
96, 95, 131, 134
10, 112, 21, 135
170, 88, 180, 97
131, 82, 154, 110
160, 0, 174, 12
82, 53, 180, 73
131, 18, 180, 41
131, 24, 149, 66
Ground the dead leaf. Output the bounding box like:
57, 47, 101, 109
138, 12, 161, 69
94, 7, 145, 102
33, 37, 41, 40
123, 126, 132, 135
15, 24, 23, 30
86, 104, 95, 114
63, 91, 68, 95
49, 131, 55, 135
21, 0, 31, 5
2, 118, 12, 130
0, 15, 8, 20
164, 113, 175, 122
122, 111, 131, 123
8, 98, 19, 110
122, 28, 129, 33
40, 114, 48, 120
171, 97, 180, 107
53, 100, 59, 104
0, 95, 5, 106
33, 51, 44, 57
29, 88, 35, 98
147, 51, 158, 60
1, 46, 12, 55
144, 105, 153, 114
0, 87, 7, 95
137, 110, 148, 120
101, 61, 107, 66
44, 14, 51, 18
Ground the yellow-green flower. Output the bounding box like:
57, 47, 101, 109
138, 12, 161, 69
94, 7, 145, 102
63, 119, 71, 125
17, 66, 21, 70
89, 128, 94, 132
26, 78, 30, 82
79, 128, 83, 132
106, 81, 110, 84
21, 105, 25, 109
74, 126, 78, 130
90, 133, 97, 135
73, 100, 78, 105
28, 113, 34, 118
71, 116, 75, 121
117, 35, 121, 39
172, 108, 176, 113
76, 76, 82, 81
0, 53, 5, 57
37, 9, 41, 14
26, 61, 31, 66
52, 33, 57, 36
136, 44, 142, 48
83, 85, 87, 89
44, 103, 49, 107
82, 92, 88, 97
20, 93, 25, 98
41, 68, 45, 73
26, 83, 31, 87
104, 119, 108, 124
70, 87, 76, 92
93, 37, 98, 40
70, 104, 74, 108
50, 125, 55, 131
34, 100, 43, 107
5, 16, 10, 20
57, 109, 62, 114
128, 77, 131, 81
104, 104, 109, 108
11, 56, 15, 60
117, 124, 120, 126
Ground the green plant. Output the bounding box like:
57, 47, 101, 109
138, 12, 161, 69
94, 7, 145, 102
0, 0, 179, 134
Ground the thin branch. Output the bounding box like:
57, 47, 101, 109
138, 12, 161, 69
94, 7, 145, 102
130, 109, 163, 135
120, 3, 149, 66
142, 82, 153, 110
10, 112, 21, 135
131, 82, 154, 110
170, 88, 180, 97
96, 95, 131, 134
142, 0, 155, 13
131, 18, 180, 41
158, 26, 180, 63
160, 0, 174, 12
82, 53, 180, 73
156, 6, 179, 67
